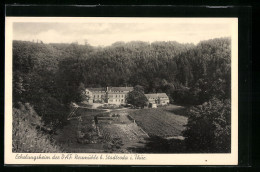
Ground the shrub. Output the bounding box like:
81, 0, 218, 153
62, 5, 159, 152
183, 98, 231, 153
12, 103, 62, 153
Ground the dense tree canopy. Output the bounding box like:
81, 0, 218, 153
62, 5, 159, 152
183, 98, 231, 152
13, 37, 231, 127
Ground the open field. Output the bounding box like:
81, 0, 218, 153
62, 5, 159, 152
53, 105, 188, 153
128, 105, 188, 137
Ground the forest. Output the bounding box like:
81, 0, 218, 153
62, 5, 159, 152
12, 37, 231, 152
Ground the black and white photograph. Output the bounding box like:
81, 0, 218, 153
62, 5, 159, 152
5, 17, 238, 165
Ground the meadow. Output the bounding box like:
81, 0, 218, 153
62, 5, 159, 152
127, 105, 188, 138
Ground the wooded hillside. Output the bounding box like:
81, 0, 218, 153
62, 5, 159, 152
13, 38, 231, 127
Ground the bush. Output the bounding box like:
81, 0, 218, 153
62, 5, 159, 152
12, 103, 63, 153
183, 98, 231, 153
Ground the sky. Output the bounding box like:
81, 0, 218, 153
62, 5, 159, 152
13, 19, 234, 46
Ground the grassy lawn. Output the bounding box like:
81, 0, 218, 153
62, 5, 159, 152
128, 105, 188, 137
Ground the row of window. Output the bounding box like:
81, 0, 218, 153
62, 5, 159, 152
109, 99, 124, 102
93, 94, 125, 98
114, 95, 124, 98
93, 95, 104, 98
148, 97, 168, 99
110, 91, 129, 93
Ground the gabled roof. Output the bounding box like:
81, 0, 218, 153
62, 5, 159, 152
145, 93, 169, 99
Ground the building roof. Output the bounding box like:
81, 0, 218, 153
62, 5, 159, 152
86, 87, 133, 92
107, 87, 133, 92
86, 88, 106, 92
145, 93, 169, 99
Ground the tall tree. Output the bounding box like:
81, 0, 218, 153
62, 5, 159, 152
126, 89, 148, 108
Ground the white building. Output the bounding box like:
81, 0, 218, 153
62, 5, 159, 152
84, 87, 133, 104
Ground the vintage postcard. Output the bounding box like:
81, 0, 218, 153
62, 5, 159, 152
5, 17, 238, 165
